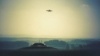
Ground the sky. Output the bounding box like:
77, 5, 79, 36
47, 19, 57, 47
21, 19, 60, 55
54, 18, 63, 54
0, 0, 100, 38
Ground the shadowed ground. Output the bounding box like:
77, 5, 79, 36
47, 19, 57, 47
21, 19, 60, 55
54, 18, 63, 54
0, 49, 100, 56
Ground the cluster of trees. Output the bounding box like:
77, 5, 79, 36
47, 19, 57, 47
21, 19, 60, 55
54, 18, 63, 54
44, 40, 67, 49
44, 40, 100, 50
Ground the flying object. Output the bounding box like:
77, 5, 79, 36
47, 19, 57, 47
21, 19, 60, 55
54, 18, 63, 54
46, 9, 52, 12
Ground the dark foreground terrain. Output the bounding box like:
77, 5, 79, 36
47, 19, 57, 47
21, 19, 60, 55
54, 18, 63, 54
0, 38, 100, 56
0, 49, 100, 56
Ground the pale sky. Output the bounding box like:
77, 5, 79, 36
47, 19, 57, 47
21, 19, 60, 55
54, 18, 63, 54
0, 0, 99, 38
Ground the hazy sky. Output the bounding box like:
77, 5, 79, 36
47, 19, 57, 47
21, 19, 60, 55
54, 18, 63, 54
0, 0, 100, 38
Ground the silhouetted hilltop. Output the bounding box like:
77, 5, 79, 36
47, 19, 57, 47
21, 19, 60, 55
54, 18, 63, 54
20, 43, 58, 50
